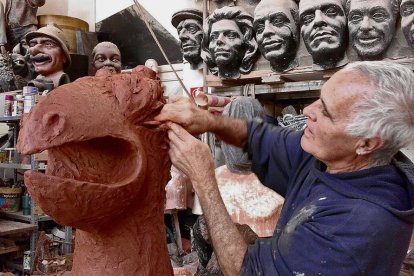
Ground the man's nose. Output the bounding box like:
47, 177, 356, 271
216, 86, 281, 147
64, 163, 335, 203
216, 33, 225, 46
313, 10, 327, 27
303, 101, 317, 121
359, 16, 373, 31
179, 29, 190, 40
103, 59, 113, 65
29, 44, 42, 55
263, 20, 276, 37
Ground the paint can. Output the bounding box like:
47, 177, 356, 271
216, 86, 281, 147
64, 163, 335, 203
23, 250, 31, 271
23, 86, 38, 114
0, 187, 22, 212
4, 94, 14, 117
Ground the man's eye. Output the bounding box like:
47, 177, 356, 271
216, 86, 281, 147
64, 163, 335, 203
255, 24, 264, 34
401, 5, 414, 16
372, 11, 387, 22
187, 26, 199, 34
325, 7, 339, 17
210, 34, 218, 41
301, 14, 315, 25
225, 32, 239, 39
111, 58, 120, 63
96, 57, 105, 62
28, 42, 36, 47
271, 17, 285, 27
349, 13, 363, 24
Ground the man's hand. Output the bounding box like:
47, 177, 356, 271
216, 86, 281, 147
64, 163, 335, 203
167, 122, 215, 189
155, 96, 213, 135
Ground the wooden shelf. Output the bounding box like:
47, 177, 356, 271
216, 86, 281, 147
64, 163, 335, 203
0, 116, 21, 123
0, 244, 19, 255
0, 210, 52, 222
0, 219, 37, 236
0, 163, 32, 170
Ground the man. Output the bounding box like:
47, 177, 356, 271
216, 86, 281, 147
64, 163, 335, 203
91, 41, 122, 74
26, 24, 71, 88
155, 61, 414, 275
401, 0, 414, 48
254, 0, 300, 73
347, 0, 398, 60
5, 0, 45, 50
171, 9, 203, 70
299, 0, 348, 70
202, 6, 258, 80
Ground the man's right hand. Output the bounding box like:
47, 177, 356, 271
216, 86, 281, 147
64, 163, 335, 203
155, 96, 213, 135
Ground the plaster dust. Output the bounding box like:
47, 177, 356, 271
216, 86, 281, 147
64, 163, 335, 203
215, 165, 284, 237
16, 66, 173, 276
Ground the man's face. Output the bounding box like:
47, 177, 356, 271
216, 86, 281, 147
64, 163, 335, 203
299, 0, 347, 58
348, 0, 396, 58
301, 70, 373, 167
401, 0, 414, 47
93, 46, 122, 73
209, 19, 245, 67
254, 2, 298, 62
177, 19, 203, 60
28, 36, 66, 76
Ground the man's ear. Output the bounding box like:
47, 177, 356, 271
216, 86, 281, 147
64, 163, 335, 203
355, 137, 385, 155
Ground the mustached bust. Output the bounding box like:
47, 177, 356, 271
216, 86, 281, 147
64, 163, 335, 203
346, 0, 399, 60
26, 24, 71, 88
299, 0, 348, 70
172, 9, 204, 70
202, 6, 259, 80
254, 0, 300, 73
401, 0, 414, 48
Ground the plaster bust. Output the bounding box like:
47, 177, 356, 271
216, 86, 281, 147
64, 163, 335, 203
91, 41, 122, 74
346, 0, 399, 60
254, 0, 300, 73
202, 6, 259, 80
26, 24, 71, 88
299, 0, 348, 70
171, 9, 204, 70
401, 0, 414, 48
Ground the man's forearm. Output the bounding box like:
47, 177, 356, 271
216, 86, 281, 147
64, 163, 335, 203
194, 177, 248, 276
207, 112, 248, 148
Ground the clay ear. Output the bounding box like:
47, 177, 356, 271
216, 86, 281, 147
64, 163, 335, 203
42, 112, 66, 140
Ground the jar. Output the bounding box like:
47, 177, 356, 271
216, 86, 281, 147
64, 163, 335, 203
4, 95, 14, 117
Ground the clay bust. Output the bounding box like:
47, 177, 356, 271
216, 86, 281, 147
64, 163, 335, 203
91, 41, 122, 74
16, 66, 172, 275
171, 9, 204, 70
346, 0, 398, 60
299, 0, 348, 70
401, 0, 414, 48
216, 97, 284, 237
254, 0, 300, 73
26, 24, 71, 88
202, 6, 259, 80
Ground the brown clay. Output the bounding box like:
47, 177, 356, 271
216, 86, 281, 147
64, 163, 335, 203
17, 66, 173, 276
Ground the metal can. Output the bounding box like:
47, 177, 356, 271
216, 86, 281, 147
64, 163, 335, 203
23, 250, 31, 271
4, 94, 14, 117
24, 95, 35, 114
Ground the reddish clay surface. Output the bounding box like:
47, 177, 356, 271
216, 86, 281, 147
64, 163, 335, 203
17, 66, 173, 275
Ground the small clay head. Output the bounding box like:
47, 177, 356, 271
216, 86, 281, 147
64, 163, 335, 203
299, 0, 348, 69
254, 0, 299, 72
401, 0, 414, 48
202, 6, 259, 79
91, 41, 122, 74
346, 0, 399, 60
172, 9, 204, 69
26, 25, 71, 76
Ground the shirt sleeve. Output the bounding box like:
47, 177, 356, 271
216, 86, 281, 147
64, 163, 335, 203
246, 119, 304, 197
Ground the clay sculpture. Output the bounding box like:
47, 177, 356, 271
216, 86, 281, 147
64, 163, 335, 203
17, 66, 172, 276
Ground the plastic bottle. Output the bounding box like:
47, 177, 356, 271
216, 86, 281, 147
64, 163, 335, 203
4, 95, 14, 117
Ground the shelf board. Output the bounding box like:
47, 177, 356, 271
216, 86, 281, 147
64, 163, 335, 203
0, 245, 19, 255
0, 116, 21, 123
0, 219, 37, 236
0, 210, 52, 222
0, 163, 32, 170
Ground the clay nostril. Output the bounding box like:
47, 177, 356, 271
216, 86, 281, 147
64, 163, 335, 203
42, 112, 66, 138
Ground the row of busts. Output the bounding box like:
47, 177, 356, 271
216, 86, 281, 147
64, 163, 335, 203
172, 0, 414, 79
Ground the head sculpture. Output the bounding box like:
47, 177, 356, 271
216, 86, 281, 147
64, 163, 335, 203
346, 0, 399, 60
202, 6, 259, 80
299, 0, 348, 70
91, 41, 122, 74
254, 0, 300, 73
401, 0, 414, 48
222, 97, 265, 173
172, 9, 204, 70
26, 24, 71, 77
301, 61, 414, 169
16, 66, 172, 275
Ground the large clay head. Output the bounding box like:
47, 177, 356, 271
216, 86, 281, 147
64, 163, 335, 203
222, 97, 265, 174
17, 66, 169, 232
254, 0, 300, 73
346, 0, 398, 60
202, 6, 259, 80
401, 0, 414, 47
91, 41, 122, 74
26, 25, 71, 76
171, 9, 204, 70
299, 0, 348, 70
